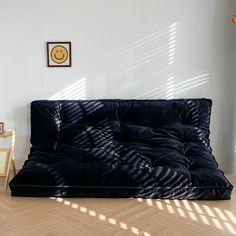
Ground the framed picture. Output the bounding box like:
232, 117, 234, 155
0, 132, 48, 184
0, 122, 4, 134
47, 42, 72, 67
0, 149, 10, 177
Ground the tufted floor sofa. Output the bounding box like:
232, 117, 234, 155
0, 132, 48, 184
9, 99, 233, 199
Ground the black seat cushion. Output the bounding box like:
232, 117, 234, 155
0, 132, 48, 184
9, 99, 233, 199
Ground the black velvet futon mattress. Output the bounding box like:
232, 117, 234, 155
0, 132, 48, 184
9, 99, 233, 199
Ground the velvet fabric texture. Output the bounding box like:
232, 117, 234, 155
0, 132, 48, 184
9, 99, 233, 199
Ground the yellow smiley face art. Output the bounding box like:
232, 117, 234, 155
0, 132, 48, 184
47, 42, 71, 67
51, 45, 68, 64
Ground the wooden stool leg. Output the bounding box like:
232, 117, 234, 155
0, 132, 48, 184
11, 158, 16, 176
4, 151, 11, 189
10, 129, 16, 176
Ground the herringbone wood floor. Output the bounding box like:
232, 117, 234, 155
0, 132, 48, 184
0, 176, 235, 236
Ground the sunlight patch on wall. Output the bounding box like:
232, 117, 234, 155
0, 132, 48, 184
79, 26, 171, 73
136, 73, 210, 99
168, 22, 177, 66
49, 77, 86, 100
105, 29, 171, 80
166, 74, 174, 99
166, 22, 177, 99
175, 74, 209, 95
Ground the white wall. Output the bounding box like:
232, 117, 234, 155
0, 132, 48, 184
0, 0, 236, 173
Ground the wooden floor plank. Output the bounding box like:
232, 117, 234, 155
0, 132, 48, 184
0, 176, 235, 236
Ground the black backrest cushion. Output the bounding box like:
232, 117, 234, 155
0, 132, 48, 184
31, 101, 62, 145
30, 99, 212, 147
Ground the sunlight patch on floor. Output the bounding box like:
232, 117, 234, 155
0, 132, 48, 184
139, 199, 236, 235
50, 197, 152, 236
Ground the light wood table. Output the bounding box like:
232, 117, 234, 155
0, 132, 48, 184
0, 129, 16, 188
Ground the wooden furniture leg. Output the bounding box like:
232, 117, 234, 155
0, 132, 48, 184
4, 150, 11, 189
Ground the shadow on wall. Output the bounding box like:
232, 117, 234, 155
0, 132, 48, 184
49, 197, 236, 235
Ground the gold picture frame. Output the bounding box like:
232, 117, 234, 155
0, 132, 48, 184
47, 42, 72, 67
